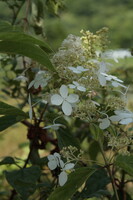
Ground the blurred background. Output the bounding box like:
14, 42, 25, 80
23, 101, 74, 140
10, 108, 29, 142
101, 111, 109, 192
0, 0, 133, 49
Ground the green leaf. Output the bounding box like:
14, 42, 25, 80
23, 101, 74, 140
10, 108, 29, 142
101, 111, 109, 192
57, 128, 80, 150
47, 167, 96, 200
0, 157, 16, 165
0, 101, 28, 131
0, 115, 25, 131
79, 166, 110, 198
0, 101, 27, 116
5, 166, 41, 200
115, 155, 133, 176
0, 40, 55, 72
0, 20, 18, 32
89, 124, 103, 142
88, 141, 100, 161
0, 32, 52, 52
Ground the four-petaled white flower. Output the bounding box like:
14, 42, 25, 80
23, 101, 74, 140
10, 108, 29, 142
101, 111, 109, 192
98, 118, 110, 130
101, 73, 126, 88
47, 152, 74, 186
51, 85, 79, 116
110, 110, 133, 125
68, 81, 86, 92
68, 66, 89, 74
28, 71, 50, 89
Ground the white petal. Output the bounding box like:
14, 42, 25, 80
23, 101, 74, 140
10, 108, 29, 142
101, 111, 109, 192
119, 118, 133, 125
62, 101, 72, 116
63, 163, 75, 170
34, 81, 40, 89
68, 84, 76, 89
111, 81, 119, 87
77, 66, 88, 72
60, 85, 68, 98
68, 67, 80, 73
109, 115, 121, 122
73, 69, 81, 74
41, 81, 47, 88
51, 94, 63, 105
99, 118, 110, 129
73, 81, 79, 86
28, 94, 31, 106
77, 85, 86, 92
59, 160, 65, 169
29, 108, 33, 120
59, 171, 68, 186
66, 94, 79, 103
48, 160, 58, 170
98, 74, 106, 86
47, 155, 55, 161
28, 80, 35, 89
54, 152, 61, 159
92, 101, 100, 106
117, 112, 132, 118
99, 62, 107, 72
68, 66, 75, 71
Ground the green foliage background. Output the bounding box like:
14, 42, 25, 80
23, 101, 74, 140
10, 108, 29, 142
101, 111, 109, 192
0, 0, 133, 49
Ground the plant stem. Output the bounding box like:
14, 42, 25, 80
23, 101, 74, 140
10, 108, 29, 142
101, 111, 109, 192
12, 0, 25, 25
98, 142, 119, 200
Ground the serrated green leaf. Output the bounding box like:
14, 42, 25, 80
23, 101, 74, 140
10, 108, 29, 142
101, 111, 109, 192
0, 40, 55, 72
47, 167, 96, 200
57, 128, 80, 150
0, 157, 16, 165
115, 155, 133, 176
5, 166, 41, 200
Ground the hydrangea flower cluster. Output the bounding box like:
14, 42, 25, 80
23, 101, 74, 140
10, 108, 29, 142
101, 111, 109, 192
18, 28, 133, 185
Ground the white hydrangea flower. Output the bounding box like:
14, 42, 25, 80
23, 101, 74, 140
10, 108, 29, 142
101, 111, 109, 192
101, 73, 126, 88
28, 71, 50, 89
51, 85, 79, 116
101, 49, 131, 63
47, 152, 74, 186
98, 118, 110, 130
68, 81, 86, 92
68, 66, 89, 74
110, 110, 133, 125
47, 152, 63, 170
